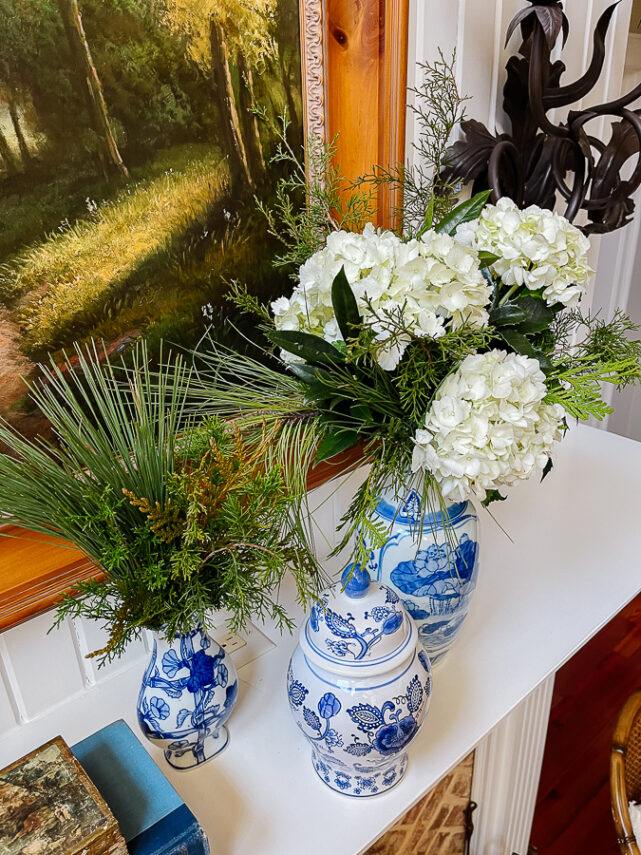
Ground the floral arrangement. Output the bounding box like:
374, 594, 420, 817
191, 188, 641, 566
0, 345, 320, 661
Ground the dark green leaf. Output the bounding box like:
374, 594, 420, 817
512, 296, 557, 334
478, 251, 500, 268
541, 457, 553, 482
520, 288, 545, 299
264, 328, 345, 366
350, 404, 374, 423
416, 196, 436, 238
331, 267, 362, 342
482, 489, 507, 507
315, 430, 360, 463
289, 363, 325, 385
500, 329, 537, 357
499, 329, 554, 374
434, 190, 492, 236
489, 304, 528, 328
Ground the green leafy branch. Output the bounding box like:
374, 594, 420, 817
546, 357, 641, 421
256, 112, 375, 270
355, 51, 469, 234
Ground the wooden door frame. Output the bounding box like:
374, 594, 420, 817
323, 0, 410, 229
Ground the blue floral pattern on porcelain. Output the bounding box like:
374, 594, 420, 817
309, 588, 404, 661
288, 567, 432, 797
364, 486, 479, 665
311, 752, 408, 797
137, 626, 238, 769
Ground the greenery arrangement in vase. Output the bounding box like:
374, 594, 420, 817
176, 58, 641, 660
0, 344, 321, 766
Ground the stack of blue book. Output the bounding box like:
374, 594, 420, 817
72, 720, 210, 855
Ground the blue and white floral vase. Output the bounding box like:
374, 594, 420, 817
363, 482, 479, 665
137, 626, 238, 770
288, 565, 431, 797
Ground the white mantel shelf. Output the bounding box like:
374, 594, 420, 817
1, 424, 640, 855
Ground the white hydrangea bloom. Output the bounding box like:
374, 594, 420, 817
271, 224, 491, 370
411, 349, 564, 501
456, 197, 592, 307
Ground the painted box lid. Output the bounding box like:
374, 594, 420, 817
0, 735, 127, 855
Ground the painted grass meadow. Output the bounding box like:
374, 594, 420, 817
0, 0, 302, 433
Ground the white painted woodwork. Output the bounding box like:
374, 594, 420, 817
408, 1, 632, 159
409, 0, 633, 305
0, 426, 639, 855
592, 31, 641, 442
470, 676, 555, 855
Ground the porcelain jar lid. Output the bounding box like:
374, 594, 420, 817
299, 565, 415, 677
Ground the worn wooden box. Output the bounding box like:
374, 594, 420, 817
0, 735, 127, 855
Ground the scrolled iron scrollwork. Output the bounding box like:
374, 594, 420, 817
445, 0, 641, 234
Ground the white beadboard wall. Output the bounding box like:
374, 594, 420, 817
591, 32, 641, 441
0, 472, 363, 740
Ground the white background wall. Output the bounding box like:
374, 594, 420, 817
407, 0, 633, 172
595, 31, 641, 441
408, 0, 641, 446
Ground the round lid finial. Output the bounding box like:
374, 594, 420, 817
341, 564, 370, 599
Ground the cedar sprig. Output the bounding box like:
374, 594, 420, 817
123, 492, 184, 544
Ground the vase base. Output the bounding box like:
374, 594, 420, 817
311, 750, 408, 797
164, 726, 230, 770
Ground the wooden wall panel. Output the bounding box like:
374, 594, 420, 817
0, 527, 98, 632
326, 0, 381, 185
326, 0, 410, 228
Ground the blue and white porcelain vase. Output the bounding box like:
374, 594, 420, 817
137, 626, 238, 770
288, 565, 431, 797
363, 482, 479, 665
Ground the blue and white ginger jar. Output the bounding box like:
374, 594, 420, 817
137, 626, 238, 769
363, 483, 479, 665
287, 565, 431, 797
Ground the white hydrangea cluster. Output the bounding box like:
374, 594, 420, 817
456, 197, 592, 307
271, 224, 491, 371
411, 350, 564, 501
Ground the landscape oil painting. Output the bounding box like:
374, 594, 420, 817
0, 0, 303, 436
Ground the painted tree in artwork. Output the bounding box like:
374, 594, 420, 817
164, 0, 276, 193
0, 0, 33, 174
55, 0, 128, 180
0, 70, 31, 171
272, 0, 302, 146
213, 0, 277, 185
0, 115, 18, 175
